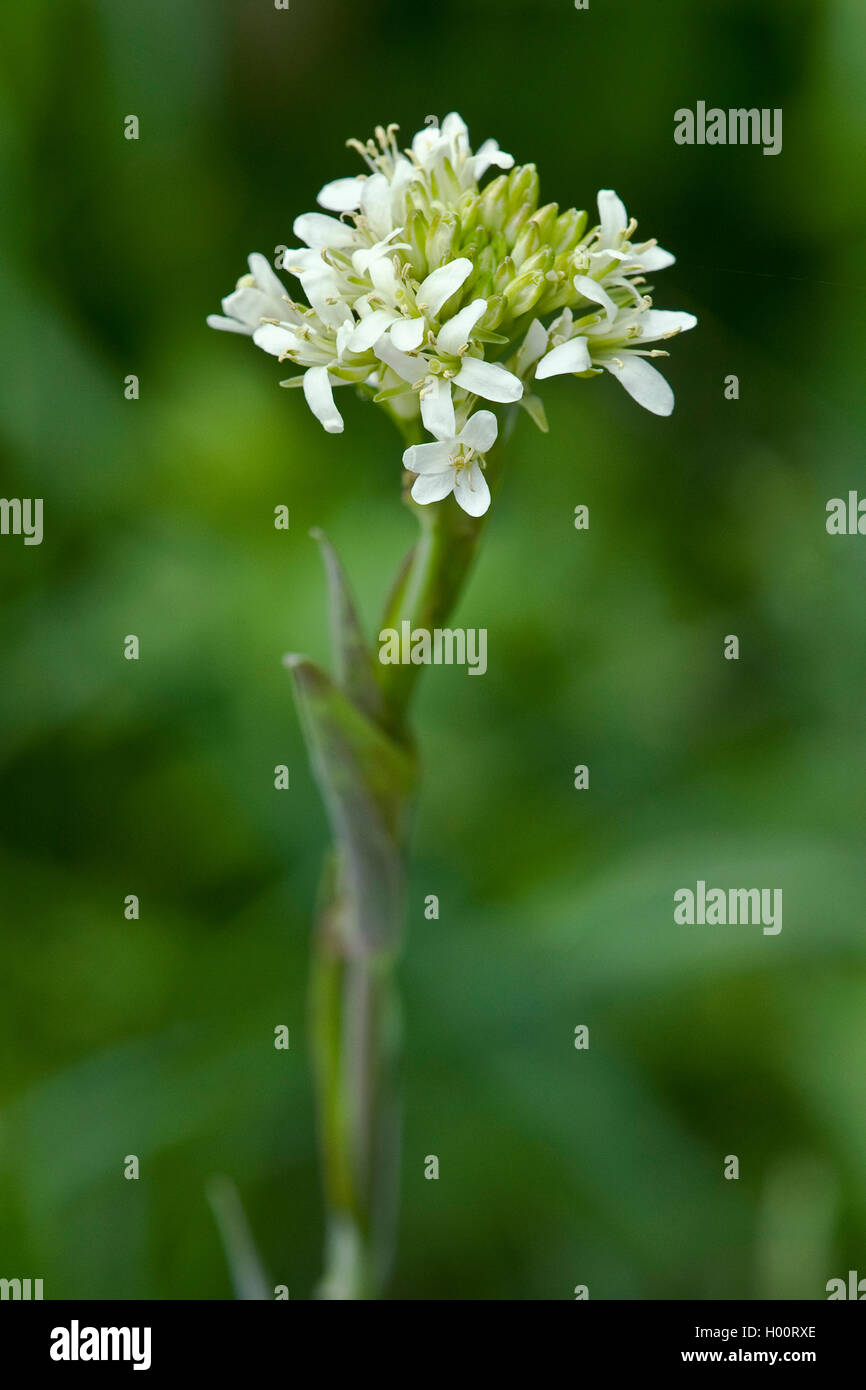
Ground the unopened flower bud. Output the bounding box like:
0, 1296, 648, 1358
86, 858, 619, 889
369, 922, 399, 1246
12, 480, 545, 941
492, 255, 517, 295
504, 270, 547, 317
530, 203, 560, 241
425, 212, 458, 267
511, 221, 542, 268
478, 174, 509, 228
552, 207, 588, 255
506, 164, 540, 217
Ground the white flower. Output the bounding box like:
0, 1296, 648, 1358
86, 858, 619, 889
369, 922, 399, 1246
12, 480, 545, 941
411, 112, 514, 189
349, 257, 475, 353
207, 253, 297, 336
535, 289, 697, 416
209, 114, 697, 505
403, 392, 498, 517
253, 313, 360, 435
318, 163, 416, 241
590, 189, 675, 279
589, 314, 696, 416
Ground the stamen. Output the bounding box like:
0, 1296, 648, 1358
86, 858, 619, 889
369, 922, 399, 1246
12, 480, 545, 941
346, 137, 377, 172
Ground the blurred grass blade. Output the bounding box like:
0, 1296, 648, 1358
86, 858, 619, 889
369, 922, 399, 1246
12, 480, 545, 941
207, 1175, 270, 1301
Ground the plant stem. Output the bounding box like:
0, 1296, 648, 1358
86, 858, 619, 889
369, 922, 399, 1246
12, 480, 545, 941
307, 435, 508, 1298
311, 858, 402, 1300
379, 447, 503, 722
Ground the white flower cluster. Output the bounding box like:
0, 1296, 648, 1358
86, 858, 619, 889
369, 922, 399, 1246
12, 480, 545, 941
209, 114, 696, 516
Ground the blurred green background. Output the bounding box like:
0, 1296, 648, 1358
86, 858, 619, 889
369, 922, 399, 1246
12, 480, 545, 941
1, 0, 865, 1300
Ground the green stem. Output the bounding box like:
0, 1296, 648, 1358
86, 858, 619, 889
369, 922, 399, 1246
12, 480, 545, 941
308, 430, 509, 1299
311, 936, 400, 1297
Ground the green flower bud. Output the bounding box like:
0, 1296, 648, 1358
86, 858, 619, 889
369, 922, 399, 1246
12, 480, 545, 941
458, 225, 490, 262
477, 174, 509, 229
506, 164, 540, 217
430, 156, 462, 208
552, 207, 588, 255
492, 255, 517, 296
530, 203, 560, 241
425, 212, 458, 268
518, 246, 554, 279
405, 182, 433, 223
505, 201, 535, 245
403, 210, 429, 278
474, 244, 499, 282
504, 269, 546, 317
456, 188, 480, 228
511, 220, 542, 267
478, 292, 507, 330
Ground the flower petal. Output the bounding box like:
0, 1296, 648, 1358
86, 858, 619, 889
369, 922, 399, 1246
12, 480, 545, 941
417, 258, 473, 317
411, 471, 456, 505
453, 461, 491, 517
454, 358, 524, 402
472, 138, 514, 180
412, 125, 440, 163
293, 212, 357, 249
335, 320, 355, 360
303, 366, 344, 433
459, 410, 498, 455
352, 230, 409, 276
221, 285, 269, 326
359, 173, 394, 236
366, 253, 403, 296
390, 316, 426, 352
390, 156, 414, 201
282, 247, 327, 275
548, 307, 574, 339
441, 112, 470, 143
573, 273, 618, 323
420, 377, 456, 439
298, 277, 352, 329
436, 299, 487, 355
636, 310, 697, 342
247, 252, 289, 304
600, 353, 674, 416
536, 337, 592, 379
317, 177, 366, 213
311, 294, 355, 331
253, 324, 301, 356
515, 318, 549, 375
634, 244, 676, 271
207, 313, 251, 335
374, 335, 426, 385
440, 112, 471, 164
597, 189, 627, 246
404, 441, 454, 475
349, 309, 396, 352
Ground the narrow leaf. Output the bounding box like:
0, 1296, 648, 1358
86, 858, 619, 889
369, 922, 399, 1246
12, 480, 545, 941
309, 528, 388, 726
286, 655, 417, 953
